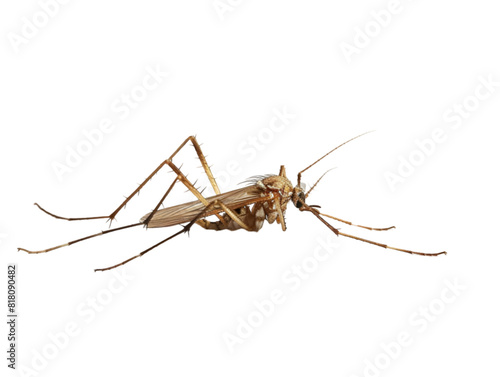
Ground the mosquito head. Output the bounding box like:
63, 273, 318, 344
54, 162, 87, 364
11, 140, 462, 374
292, 183, 306, 208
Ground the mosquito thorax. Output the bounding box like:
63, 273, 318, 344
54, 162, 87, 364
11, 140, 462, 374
255, 175, 294, 204
257, 176, 293, 194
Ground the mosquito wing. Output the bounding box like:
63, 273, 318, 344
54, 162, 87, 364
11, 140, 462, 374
141, 185, 270, 228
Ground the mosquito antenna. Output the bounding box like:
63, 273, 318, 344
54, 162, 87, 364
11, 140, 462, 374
297, 131, 374, 186
305, 168, 336, 199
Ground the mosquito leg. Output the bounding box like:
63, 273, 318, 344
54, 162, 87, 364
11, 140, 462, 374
143, 135, 231, 227
300, 204, 445, 256
165, 137, 226, 224
94, 226, 188, 272
337, 231, 447, 257
195, 202, 257, 232
194, 200, 253, 231
94, 196, 255, 271
33, 203, 109, 221
300, 204, 339, 236
133, 135, 221, 217
273, 196, 287, 231
320, 213, 395, 231
33, 158, 172, 224
18, 223, 142, 254
185, 136, 221, 195
107, 137, 207, 222
106, 157, 177, 223
34, 136, 221, 225
141, 177, 179, 227
95, 198, 233, 271
196, 219, 226, 230
35, 157, 174, 224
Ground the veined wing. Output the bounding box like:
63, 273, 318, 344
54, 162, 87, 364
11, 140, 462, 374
141, 185, 271, 228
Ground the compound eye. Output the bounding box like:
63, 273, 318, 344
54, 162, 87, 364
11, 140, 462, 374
295, 192, 305, 208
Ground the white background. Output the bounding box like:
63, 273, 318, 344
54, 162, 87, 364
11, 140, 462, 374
1, 1, 499, 376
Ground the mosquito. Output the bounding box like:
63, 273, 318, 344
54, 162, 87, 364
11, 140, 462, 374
18, 133, 446, 271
